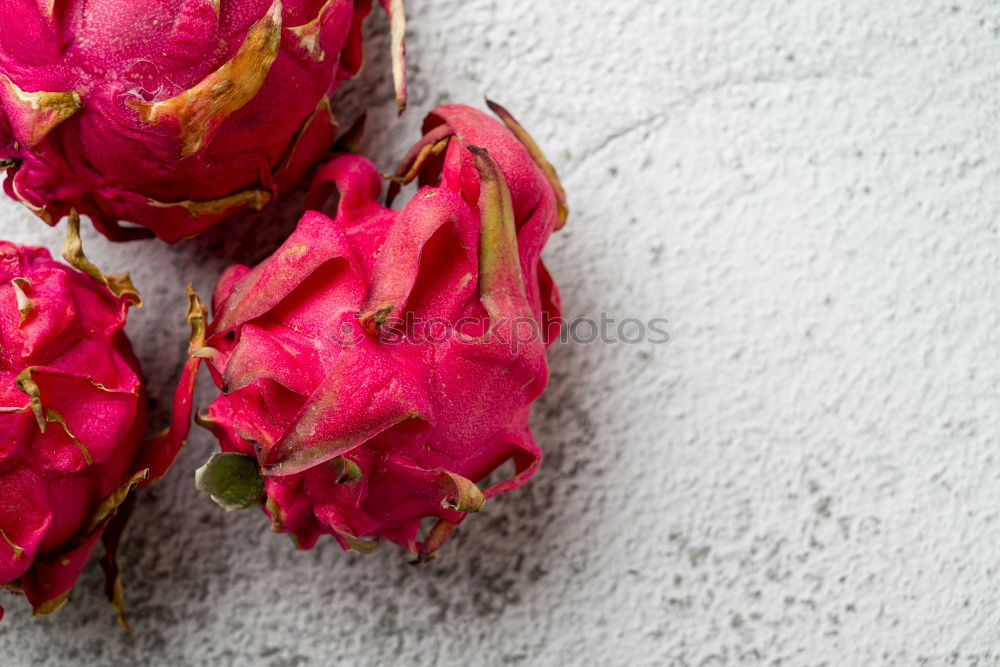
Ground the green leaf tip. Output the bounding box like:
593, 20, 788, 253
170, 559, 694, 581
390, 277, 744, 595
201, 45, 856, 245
330, 456, 363, 484
195, 452, 265, 512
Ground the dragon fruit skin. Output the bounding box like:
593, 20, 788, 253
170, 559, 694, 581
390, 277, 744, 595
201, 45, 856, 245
0, 217, 185, 622
191, 103, 567, 558
0, 0, 407, 243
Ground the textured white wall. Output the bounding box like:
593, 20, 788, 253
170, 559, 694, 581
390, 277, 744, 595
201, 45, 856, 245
2, 1, 999, 664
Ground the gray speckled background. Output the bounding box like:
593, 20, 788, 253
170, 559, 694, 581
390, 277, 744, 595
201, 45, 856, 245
2, 1, 1000, 665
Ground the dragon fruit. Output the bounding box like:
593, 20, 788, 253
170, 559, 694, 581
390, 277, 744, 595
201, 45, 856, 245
0, 215, 187, 623
0, 0, 407, 243
188, 102, 567, 559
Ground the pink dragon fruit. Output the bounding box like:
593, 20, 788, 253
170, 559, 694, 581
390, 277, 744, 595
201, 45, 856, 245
0, 0, 407, 243
187, 102, 567, 559
0, 215, 187, 623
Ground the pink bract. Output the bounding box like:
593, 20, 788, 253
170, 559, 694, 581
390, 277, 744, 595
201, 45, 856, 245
187, 103, 567, 559
0, 0, 407, 243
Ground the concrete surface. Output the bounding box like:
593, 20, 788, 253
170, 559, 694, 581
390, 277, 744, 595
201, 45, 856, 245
2, 0, 999, 665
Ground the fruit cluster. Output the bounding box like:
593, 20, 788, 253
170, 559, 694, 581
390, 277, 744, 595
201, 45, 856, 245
0, 0, 566, 624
